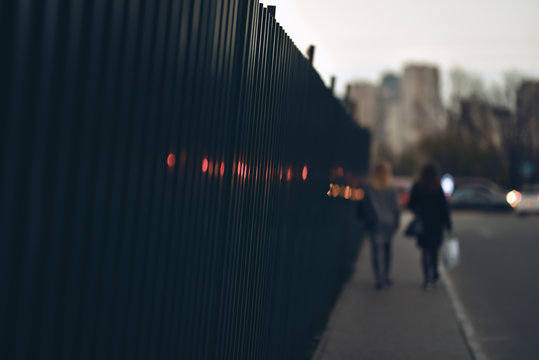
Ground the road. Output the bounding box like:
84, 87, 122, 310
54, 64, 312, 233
448, 211, 539, 360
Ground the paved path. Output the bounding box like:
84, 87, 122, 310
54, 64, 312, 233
314, 218, 473, 360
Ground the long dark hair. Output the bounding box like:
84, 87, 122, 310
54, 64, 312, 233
418, 163, 440, 192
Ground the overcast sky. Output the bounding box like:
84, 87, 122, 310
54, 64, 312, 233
265, 0, 539, 99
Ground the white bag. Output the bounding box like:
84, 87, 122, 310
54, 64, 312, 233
442, 237, 460, 270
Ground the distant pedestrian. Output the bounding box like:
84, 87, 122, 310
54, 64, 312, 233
362, 160, 401, 290
408, 163, 452, 290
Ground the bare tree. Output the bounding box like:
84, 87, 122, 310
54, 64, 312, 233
449, 67, 487, 113
449, 67, 524, 111
501, 71, 524, 111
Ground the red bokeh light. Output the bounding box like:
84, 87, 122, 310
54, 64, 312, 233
344, 186, 352, 199
220, 162, 225, 176
208, 160, 214, 176
302, 165, 308, 181
286, 168, 292, 182
167, 153, 176, 168
202, 158, 209, 173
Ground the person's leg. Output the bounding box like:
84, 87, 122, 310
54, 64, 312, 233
370, 234, 383, 288
432, 247, 440, 283
421, 249, 430, 287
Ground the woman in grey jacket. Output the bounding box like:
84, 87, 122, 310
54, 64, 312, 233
363, 160, 401, 290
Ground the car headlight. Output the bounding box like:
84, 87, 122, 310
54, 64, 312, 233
506, 190, 521, 207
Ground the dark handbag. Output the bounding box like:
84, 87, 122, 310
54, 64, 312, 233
405, 217, 423, 237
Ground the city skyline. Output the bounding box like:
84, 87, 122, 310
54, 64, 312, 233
266, 0, 539, 100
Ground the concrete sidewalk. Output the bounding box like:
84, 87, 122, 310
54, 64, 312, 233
313, 221, 473, 360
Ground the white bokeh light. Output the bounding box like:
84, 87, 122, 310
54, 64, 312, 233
441, 174, 455, 196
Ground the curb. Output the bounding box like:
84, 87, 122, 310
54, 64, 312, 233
440, 265, 488, 360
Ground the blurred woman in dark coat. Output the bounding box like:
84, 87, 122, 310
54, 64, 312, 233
408, 163, 452, 289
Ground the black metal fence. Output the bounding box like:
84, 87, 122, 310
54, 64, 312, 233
0, 0, 369, 359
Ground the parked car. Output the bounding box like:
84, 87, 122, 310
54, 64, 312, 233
515, 184, 539, 215
450, 185, 513, 211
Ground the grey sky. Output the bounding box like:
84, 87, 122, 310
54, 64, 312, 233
266, 0, 539, 99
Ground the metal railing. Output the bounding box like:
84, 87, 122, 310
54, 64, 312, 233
0, 0, 370, 359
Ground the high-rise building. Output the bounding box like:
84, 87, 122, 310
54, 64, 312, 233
345, 82, 379, 130
345, 83, 381, 160
344, 65, 447, 161
379, 73, 403, 154
400, 64, 446, 148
